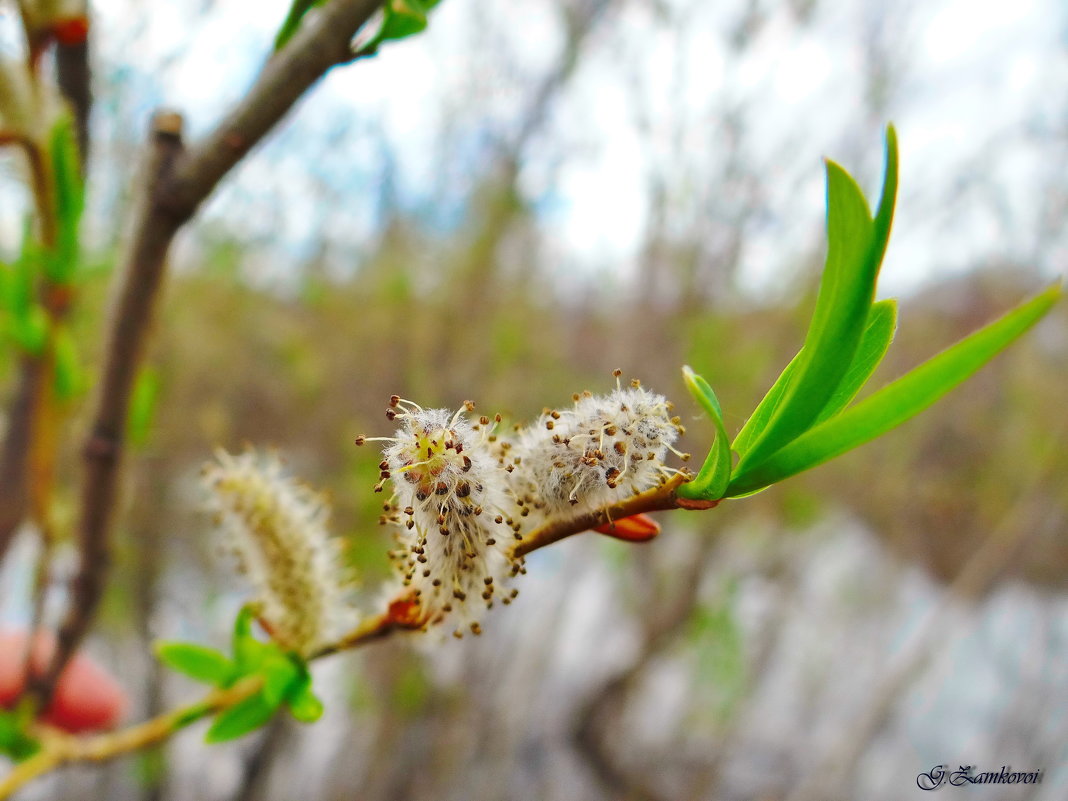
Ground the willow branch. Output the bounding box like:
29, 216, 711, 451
0, 676, 263, 799
56, 37, 92, 173
0, 138, 60, 564
0, 475, 720, 797
26, 111, 183, 712
34, 0, 385, 706
513, 473, 717, 557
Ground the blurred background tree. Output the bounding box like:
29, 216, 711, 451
0, 0, 1065, 799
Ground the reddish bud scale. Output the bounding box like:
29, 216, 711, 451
53, 17, 90, 45
593, 513, 661, 542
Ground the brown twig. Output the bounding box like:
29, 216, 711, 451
0, 475, 723, 798
33, 0, 386, 708
56, 36, 92, 173
513, 473, 717, 558
0, 675, 264, 799
29, 110, 186, 710
0, 137, 60, 564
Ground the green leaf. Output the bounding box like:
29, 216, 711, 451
871, 125, 899, 275
735, 128, 898, 473
677, 366, 732, 501
232, 607, 271, 674
273, 0, 327, 51
260, 654, 300, 709
2, 239, 35, 318
731, 350, 801, 457
730, 300, 895, 495
287, 682, 324, 723
379, 0, 429, 42
128, 366, 161, 448
155, 642, 236, 687
47, 114, 84, 285
813, 298, 897, 425
205, 690, 275, 743
0, 710, 40, 762
726, 283, 1061, 496
52, 325, 84, 400
9, 304, 49, 355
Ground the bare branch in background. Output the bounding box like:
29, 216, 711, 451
784, 429, 1067, 801
572, 534, 714, 801
56, 36, 92, 172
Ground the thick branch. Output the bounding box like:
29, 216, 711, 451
31, 111, 186, 706
166, 0, 383, 218
35, 0, 385, 704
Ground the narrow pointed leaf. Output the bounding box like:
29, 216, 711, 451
732, 350, 801, 457
155, 642, 236, 687
232, 607, 270, 674
47, 114, 83, 284
726, 284, 1060, 496
871, 124, 899, 273
678, 366, 731, 501
813, 298, 897, 425
205, 691, 275, 743
735, 130, 898, 473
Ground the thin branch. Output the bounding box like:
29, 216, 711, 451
0, 676, 264, 799
34, 0, 385, 705
0, 138, 61, 563
29, 110, 186, 710
0, 477, 723, 797
56, 37, 92, 173
513, 473, 717, 558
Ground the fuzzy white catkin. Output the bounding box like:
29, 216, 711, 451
365, 382, 681, 636
373, 402, 520, 638
504, 383, 683, 535
203, 449, 356, 657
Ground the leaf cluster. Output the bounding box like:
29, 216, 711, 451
154, 608, 323, 743
680, 127, 1061, 502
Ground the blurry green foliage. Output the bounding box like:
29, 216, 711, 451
688, 581, 746, 722
0, 709, 40, 763
46, 114, 83, 286
155, 607, 323, 743
682, 129, 1060, 502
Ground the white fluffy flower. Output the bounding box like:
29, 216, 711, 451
203, 449, 356, 657
504, 374, 686, 534
360, 398, 521, 638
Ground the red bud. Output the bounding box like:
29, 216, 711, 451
593, 513, 660, 542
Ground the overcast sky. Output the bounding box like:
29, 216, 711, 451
3, 0, 1066, 298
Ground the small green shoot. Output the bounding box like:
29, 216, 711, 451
155, 606, 325, 743
681, 126, 1061, 503
725, 284, 1061, 496
678, 366, 732, 501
